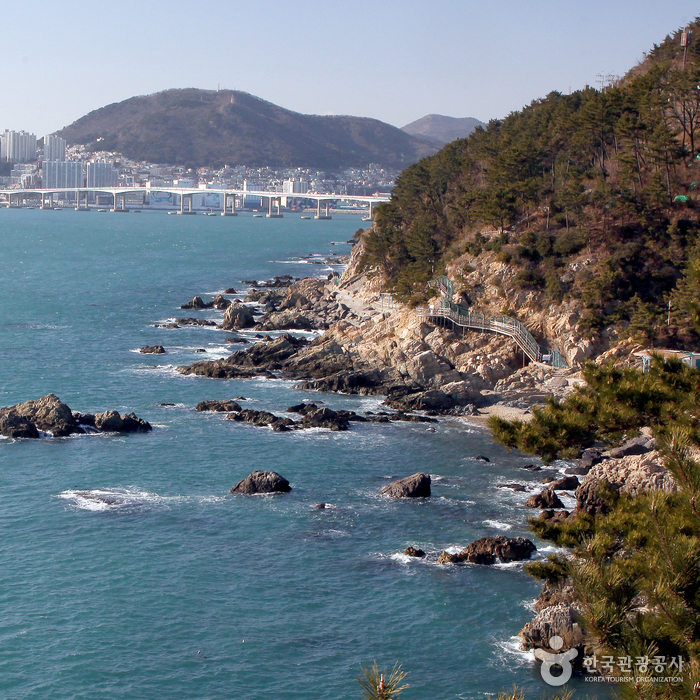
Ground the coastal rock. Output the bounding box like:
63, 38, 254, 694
0, 413, 40, 438
609, 436, 654, 459
535, 579, 577, 612
497, 483, 528, 492
140, 345, 165, 354
177, 360, 274, 379
525, 489, 564, 509
93, 410, 152, 433
1, 393, 77, 437
230, 470, 291, 494
255, 311, 318, 331
175, 318, 218, 327
575, 450, 676, 516
438, 536, 536, 565
180, 295, 211, 309
404, 546, 425, 557
212, 294, 231, 309
547, 475, 580, 491
300, 407, 349, 431
195, 399, 242, 412
226, 409, 295, 432
222, 303, 256, 330
519, 602, 584, 652
381, 473, 431, 498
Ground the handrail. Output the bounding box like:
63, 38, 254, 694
425, 279, 568, 368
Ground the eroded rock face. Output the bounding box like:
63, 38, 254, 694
381, 473, 431, 498
230, 470, 291, 494
0, 413, 40, 438
438, 536, 536, 565
519, 602, 584, 652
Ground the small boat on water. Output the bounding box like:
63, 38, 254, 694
300, 216, 311, 220
167, 211, 177, 215
253, 214, 263, 218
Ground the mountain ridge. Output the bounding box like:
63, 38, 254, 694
55, 88, 438, 170
401, 114, 485, 144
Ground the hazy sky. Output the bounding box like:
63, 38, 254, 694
3, 0, 699, 135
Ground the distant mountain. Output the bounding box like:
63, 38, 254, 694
55, 89, 439, 170
401, 114, 485, 145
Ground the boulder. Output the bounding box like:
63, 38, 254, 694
547, 475, 580, 491
230, 470, 291, 494
223, 287, 237, 294
578, 447, 604, 470
609, 436, 654, 459
140, 345, 165, 354
212, 294, 231, 309
93, 410, 152, 433
195, 400, 242, 413
222, 303, 256, 330
381, 473, 431, 498
404, 546, 425, 557
525, 489, 564, 509
175, 318, 218, 327
438, 536, 536, 565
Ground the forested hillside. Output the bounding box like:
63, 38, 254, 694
362, 18, 700, 350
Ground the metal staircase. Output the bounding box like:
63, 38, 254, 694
425, 276, 568, 368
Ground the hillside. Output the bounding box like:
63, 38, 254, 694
55, 89, 438, 169
361, 16, 700, 364
401, 114, 485, 144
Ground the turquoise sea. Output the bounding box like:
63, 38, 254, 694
0, 209, 602, 699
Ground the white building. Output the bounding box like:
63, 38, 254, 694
2, 130, 37, 163
43, 161, 83, 188
282, 179, 309, 194
43, 135, 66, 162
86, 161, 118, 187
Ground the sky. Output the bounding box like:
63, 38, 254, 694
2, 0, 699, 136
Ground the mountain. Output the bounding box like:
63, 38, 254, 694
401, 114, 485, 145
55, 89, 438, 169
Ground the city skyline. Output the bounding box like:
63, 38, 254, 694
2, 0, 699, 137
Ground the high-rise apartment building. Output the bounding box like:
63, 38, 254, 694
86, 161, 118, 188
44, 135, 66, 162
43, 161, 83, 188
2, 130, 37, 163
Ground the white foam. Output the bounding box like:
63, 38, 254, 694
390, 553, 413, 564
494, 635, 535, 666
482, 520, 512, 530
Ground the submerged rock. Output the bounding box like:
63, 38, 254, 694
381, 472, 431, 498
230, 470, 291, 494
226, 409, 295, 432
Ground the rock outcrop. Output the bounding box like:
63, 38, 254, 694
519, 602, 585, 652
140, 345, 165, 354
230, 470, 291, 494
196, 399, 243, 412
438, 536, 536, 565
0, 394, 151, 438
222, 303, 256, 329
381, 473, 431, 498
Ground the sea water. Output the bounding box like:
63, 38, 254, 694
0, 209, 607, 699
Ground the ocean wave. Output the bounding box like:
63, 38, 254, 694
55, 487, 226, 512
494, 635, 534, 667
482, 519, 513, 530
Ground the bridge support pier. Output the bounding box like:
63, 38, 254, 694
75, 190, 90, 211
221, 192, 237, 216
267, 196, 283, 218
177, 192, 196, 214
41, 193, 53, 209
314, 199, 331, 220
111, 193, 129, 212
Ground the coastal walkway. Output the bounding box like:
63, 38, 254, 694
422, 276, 568, 367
